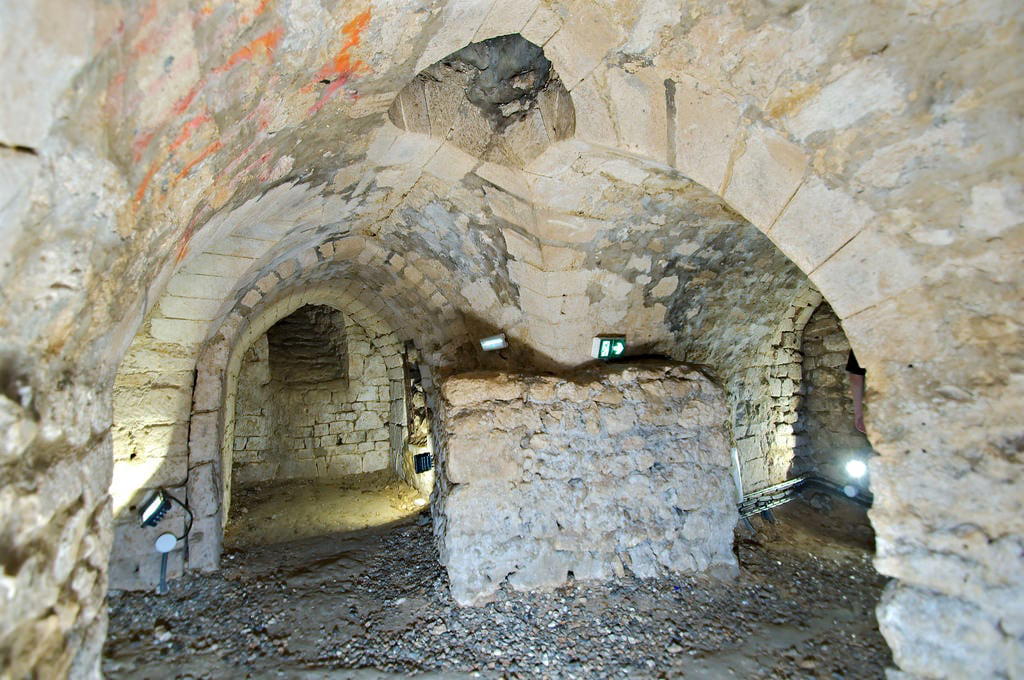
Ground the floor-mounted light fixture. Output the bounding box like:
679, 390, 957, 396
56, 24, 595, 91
137, 488, 194, 595
845, 458, 867, 479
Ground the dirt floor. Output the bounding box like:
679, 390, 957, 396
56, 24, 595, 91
224, 477, 428, 548
104, 496, 890, 679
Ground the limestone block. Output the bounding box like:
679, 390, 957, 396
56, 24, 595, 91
784, 58, 905, 141
109, 524, 185, 590
443, 373, 524, 407
361, 448, 389, 473
0, 0, 96, 147
414, 0, 495, 73
423, 142, 477, 184
809, 229, 921, 318
474, 0, 539, 42
672, 74, 743, 193
186, 461, 221, 520
530, 209, 604, 243
605, 66, 667, 161
165, 273, 228, 300
187, 513, 222, 572
520, 4, 562, 46
183, 252, 254, 279
157, 295, 223, 322
569, 72, 618, 148
769, 176, 873, 275
542, 2, 621, 90
205, 236, 268, 260
115, 385, 192, 428
878, 582, 1009, 679
507, 547, 571, 593
723, 124, 808, 231
149, 318, 208, 347
354, 411, 383, 431
445, 433, 520, 484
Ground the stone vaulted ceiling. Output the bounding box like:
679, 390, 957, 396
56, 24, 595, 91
0, 0, 1021, 678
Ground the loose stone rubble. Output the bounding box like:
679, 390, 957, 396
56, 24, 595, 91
435, 362, 738, 605
103, 503, 890, 679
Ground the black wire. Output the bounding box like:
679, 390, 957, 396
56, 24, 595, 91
161, 488, 194, 541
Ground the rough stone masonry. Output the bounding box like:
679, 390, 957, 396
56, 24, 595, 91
0, 0, 1021, 677
434, 362, 738, 605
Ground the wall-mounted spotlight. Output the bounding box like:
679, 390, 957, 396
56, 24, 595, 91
139, 489, 172, 527
479, 334, 508, 351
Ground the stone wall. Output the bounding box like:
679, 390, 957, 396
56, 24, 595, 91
231, 336, 275, 487
434, 362, 738, 606
715, 288, 824, 494
231, 305, 399, 487
793, 303, 872, 481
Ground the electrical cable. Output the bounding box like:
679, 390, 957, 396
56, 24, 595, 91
161, 488, 194, 541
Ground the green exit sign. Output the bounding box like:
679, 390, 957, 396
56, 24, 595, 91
591, 335, 626, 360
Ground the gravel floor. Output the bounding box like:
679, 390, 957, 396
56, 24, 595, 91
104, 501, 890, 679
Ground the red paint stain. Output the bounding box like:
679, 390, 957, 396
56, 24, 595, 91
132, 130, 158, 162
175, 225, 195, 262
169, 112, 213, 152
172, 82, 202, 116
103, 71, 127, 120
306, 8, 371, 115
177, 140, 224, 179
214, 26, 283, 73
137, 0, 160, 30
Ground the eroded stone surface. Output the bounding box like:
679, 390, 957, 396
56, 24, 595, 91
0, 0, 1020, 676
435, 362, 738, 605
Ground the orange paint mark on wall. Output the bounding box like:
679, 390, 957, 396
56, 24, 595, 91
133, 161, 161, 208
240, 0, 273, 26
169, 113, 213, 152
215, 26, 283, 73
306, 8, 372, 115
177, 140, 224, 179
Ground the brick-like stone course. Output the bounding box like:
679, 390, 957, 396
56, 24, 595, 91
231, 305, 403, 487
793, 302, 872, 480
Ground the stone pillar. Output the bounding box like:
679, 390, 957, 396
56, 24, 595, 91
434, 361, 738, 605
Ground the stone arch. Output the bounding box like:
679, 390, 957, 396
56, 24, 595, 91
793, 300, 873, 482
2, 3, 1018, 677
187, 281, 425, 570
109, 230, 471, 586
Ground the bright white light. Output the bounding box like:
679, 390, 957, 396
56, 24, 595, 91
479, 334, 507, 351
845, 459, 867, 479
413, 498, 427, 507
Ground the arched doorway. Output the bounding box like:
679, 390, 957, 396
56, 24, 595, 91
224, 303, 428, 547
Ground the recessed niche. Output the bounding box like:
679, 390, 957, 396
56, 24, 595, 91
389, 34, 575, 168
